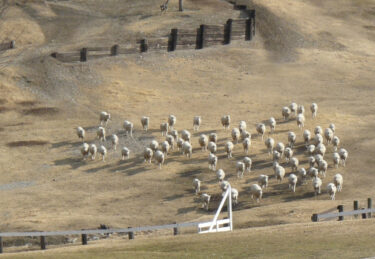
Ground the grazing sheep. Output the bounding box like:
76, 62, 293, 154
298, 168, 307, 184
231, 188, 239, 206
332, 136, 340, 152
290, 102, 298, 116
297, 105, 305, 115
324, 128, 334, 144
161, 141, 170, 156
339, 148, 348, 166
193, 116, 201, 131
314, 126, 323, 136
81, 143, 89, 160
221, 115, 231, 130
154, 150, 165, 169
216, 169, 225, 181
307, 144, 315, 156
282, 106, 291, 121
236, 161, 245, 178
99, 111, 111, 126
315, 134, 323, 146
313, 177, 322, 195
89, 144, 97, 160
274, 164, 285, 182
239, 121, 247, 133
333, 152, 340, 168
327, 183, 337, 200
97, 127, 106, 142
121, 147, 130, 160
290, 157, 299, 171
111, 134, 119, 150
318, 160, 328, 178
269, 117, 276, 133
160, 122, 169, 136
166, 135, 175, 150
168, 115, 176, 129
181, 130, 191, 142
177, 139, 184, 152
333, 173, 343, 192
208, 153, 218, 170
243, 137, 251, 154
258, 175, 269, 189
201, 193, 211, 211
315, 143, 326, 157
284, 147, 293, 162
141, 116, 149, 132
273, 150, 281, 162
198, 134, 208, 151
240, 130, 251, 141
170, 130, 178, 141
296, 114, 305, 129
243, 157, 252, 172
288, 174, 298, 192
288, 132, 296, 148
207, 141, 217, 154
182, 141, 192, 158
314, 154, 324, 166
256, 123, 266, 140
276, 142, 285, 156
307, 156, 315, 168
143, 147, 153, 163
98, 145, 107, 162
209, 133, 218, 143
265, 137, 275, 155
123, 120, 134, 137
310, 103, 318, 118
193, 178, 201, 194
329, 123, 335, 133
76, 127, 85, 142
220, 181, 230, 193
225, 141, 234, 159
250, 184, 262, 203
308, 167, 319, 179
303, 130, 311, 147
231, 128, 241, 144
150, 140, 159, 152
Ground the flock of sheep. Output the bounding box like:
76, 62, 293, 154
75, 102, 348, 212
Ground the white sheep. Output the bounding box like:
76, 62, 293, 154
208, 153, 218, 171
177, 139, 184, 152
243, 137, 251, 154
243, 157, 252, 172
315, 133, 323, 146
99, 111, 111, 126
216, 169, 225, 181
181, 130, 191, 142
282, 106, 291, 121
231, 188, 239, 206
265, 137, 275, 155
201, 193, 211, 211
314, 154, 323, 166
209, 133, 218, 143
297, 105, 305, 115
168, 115, 176, 130
332, 136, 340, 152
161, 141, 170, 156
296, 114, 305, 129
81, 143, 89, 160
97, 127, 106, 142
327, 183, 337, 200
231, 128, 240, 144
318, 159, 328, 178
225, 141, 234, 158
123, 120, 134, 137
329, 123, 335, 133
276, 142, 285, 156
307, 144, 315, 156
160, 122, 169, 136
98, 145, 107, 162
333, 173, 343, 192
121, 147, 130, 160
284, 147, 293, 162
182, 141, 192, 158
154, 150, 165, 169
324, 128, 334, 144
273, 150, 281, 162
290, 102, 298, 116
256, 123, 266, 140
258, 175, 268, 189
250, 184, 262, 203
198, 134, 208, 151
76, 127, 85, 142
141, 116, 149, 132
193, 178, 201, 194
288, 132, 296, 148
298, 168, 307, 184
150, 140, 159, 152
220, 181, 230, 193
308, 167, 319, 179
274, 164, 285, 182
236, 161, 245, 178
239, 120, 247, 133
170, 130, 178, 141
310, 103, 318, 118
240, 130, 251, 141
269, 117, 276, 133
111, 134, 119, 150
338, 148, 348, 166
193, 116, 201, 131
303, 130, 311, 147
288, 174, 298, 192
290, 157, 299, 171
314, 126, 323, 136
207, 141, 217, 154
308, 156, 316, 168
315, 143, 326, 157
166, 135, 175, 150
89, 144, 97, 160
333, 152, 340, 168
313, 177, 322, 195
221, 115, 231, 130
143, 147, 153, 163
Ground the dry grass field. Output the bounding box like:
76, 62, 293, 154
0, 0, 375, 256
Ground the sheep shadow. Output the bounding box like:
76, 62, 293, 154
177, 206, 197, 214
85, 164, 112, 173
52, 140, 82, 149
163, 194, 185, 201
178, 169, 203, 178
54, 157, 87, 169
111, 158, 150, 175
252, 160, 273, 170
282, 191, 315, 202
192, 129, 217, 137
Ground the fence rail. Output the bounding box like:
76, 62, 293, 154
0, 41, 15, 51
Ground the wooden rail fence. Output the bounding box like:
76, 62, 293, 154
0, 40, 15, 51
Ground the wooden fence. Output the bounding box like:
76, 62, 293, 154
0, 40, 15, 51
51, 10, 255, 63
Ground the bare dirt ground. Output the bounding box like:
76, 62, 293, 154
0, 0, 374, 247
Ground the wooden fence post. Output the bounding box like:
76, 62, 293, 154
249, 9, 256, 36
362, 208, 367, 219
0, 236, 3, 253
245, 18, 253, 41
140, 39, 148, 53
173, 222, 179, 236
337, 205, 344, 221
128, 227, 134, 240
10, 40, 15, 49
197, 25, 205, 49
354, 200, 359, 219
168, 29, 178, 52
81, 234, 88, 245
224, 19, 232, 45
368, 198, 372, 218
311, 214, 319, 222
80, 48, 87, 62
40, 236, 46, 250
111, 44, 119, 56
179, 0, 183, 11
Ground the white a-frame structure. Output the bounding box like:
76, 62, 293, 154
198, 185, 233, 234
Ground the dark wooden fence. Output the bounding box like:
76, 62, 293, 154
51, 10, 255, 63
0, 41, 15, 51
